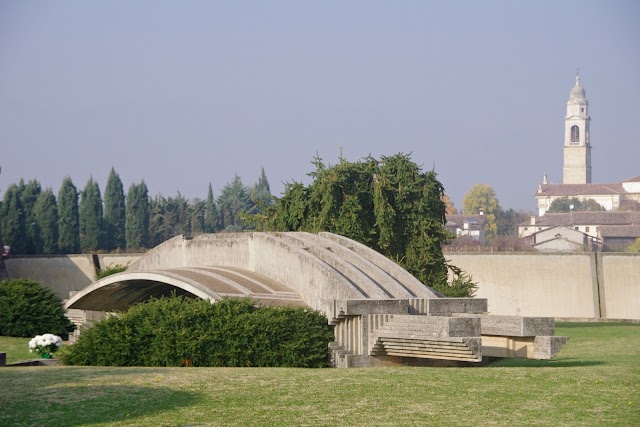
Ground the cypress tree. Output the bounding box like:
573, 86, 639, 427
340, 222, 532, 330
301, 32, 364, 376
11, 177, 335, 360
189, 199, 205, 235
103, 168, 126, 251
148, 194, 167, 247
20, 180, 42, 254
79, 177, 104, 252
34, 189, 59, 254
251, 167, 272, 208
1, 184, 27, 254
58, 177, 80, 254
125, 181, 150, 249
204, 183, 219, 233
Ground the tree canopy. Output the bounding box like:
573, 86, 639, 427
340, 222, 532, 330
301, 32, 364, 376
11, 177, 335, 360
462, 184, 501, 240
34, 189, 59, 254
79, 178, 104, 252
547, 197, 605, 213
104, 168, 126, 251
58, 177, 80, 253
253, 153, 476, 297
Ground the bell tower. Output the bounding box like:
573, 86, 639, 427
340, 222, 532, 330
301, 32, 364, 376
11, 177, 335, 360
563, 73, 592, 184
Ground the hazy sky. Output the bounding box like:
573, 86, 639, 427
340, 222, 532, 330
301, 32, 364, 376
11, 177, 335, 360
1, 1, 639, 211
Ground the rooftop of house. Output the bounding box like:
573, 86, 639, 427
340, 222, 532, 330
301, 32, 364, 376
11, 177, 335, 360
446, 214, 487, 227
535, 183, 625, 197
598, 225, 640, 238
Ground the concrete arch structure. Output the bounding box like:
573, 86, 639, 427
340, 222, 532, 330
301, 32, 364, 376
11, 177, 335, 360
66, 232, 439, 314
66, 232, 567, 367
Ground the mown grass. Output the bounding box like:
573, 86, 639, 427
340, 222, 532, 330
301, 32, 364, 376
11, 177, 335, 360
0, 336, 34, 363
0, 322, 638, 426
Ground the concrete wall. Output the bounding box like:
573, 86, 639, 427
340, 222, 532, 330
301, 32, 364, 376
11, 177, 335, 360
5, 246, 639, 321
4, 253, 143, 300
600, 254, 640, 320
447, 252, 640, 320
5, 255, 96, 300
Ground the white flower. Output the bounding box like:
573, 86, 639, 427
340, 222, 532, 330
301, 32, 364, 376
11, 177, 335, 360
27, 333, 63, 356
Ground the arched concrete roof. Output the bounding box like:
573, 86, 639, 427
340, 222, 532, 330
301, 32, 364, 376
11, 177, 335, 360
66, 232, 439, 315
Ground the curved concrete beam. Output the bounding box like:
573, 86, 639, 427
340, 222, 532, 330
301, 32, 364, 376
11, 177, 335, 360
65, 271, 220, 311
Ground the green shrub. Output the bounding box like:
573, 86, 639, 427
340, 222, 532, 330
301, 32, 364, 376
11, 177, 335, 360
62, 296, 334, 368
95, 263, 128, 280
0, 279, 76, 339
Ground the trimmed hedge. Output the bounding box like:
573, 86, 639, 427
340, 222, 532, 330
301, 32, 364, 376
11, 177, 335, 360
0, 279, 76, 339
62, 296, 334, 368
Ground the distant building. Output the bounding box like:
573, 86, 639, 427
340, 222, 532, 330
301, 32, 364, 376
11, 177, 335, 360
445, 213, 486, 244
536, 176, 640, 216
519, 211, 640, 251
534, 75, 640, 215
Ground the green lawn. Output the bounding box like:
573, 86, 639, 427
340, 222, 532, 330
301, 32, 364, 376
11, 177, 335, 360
0, 336, 35, 363
1, 322, 638, 426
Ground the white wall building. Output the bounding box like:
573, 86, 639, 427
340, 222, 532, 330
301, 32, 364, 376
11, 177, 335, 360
534, 75, 640, 216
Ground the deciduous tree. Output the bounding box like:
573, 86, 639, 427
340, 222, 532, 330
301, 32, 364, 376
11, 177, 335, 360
462, 184, 501, 240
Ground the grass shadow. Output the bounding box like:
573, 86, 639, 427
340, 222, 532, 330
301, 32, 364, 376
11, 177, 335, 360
2, 384, 200, 426
556, 322, 640, 329
488, 357, 605, 368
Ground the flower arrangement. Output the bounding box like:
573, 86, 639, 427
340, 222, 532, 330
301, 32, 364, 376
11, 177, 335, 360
28, 333, 63, 358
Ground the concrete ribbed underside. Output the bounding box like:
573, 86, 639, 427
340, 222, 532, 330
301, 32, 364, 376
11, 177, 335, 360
65, 232, 439, 313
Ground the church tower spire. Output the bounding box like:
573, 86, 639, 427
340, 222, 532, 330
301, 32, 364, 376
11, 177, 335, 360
563, 73, 592, 184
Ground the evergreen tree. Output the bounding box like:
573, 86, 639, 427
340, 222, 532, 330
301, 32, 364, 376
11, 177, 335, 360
34, 189, 59, 254
251, 167, 273, 208
79, 177, 104, 252
165, 193, 190, 237
20, 180, 42, 254
204, 183, 219, 233
189, 199, 206, 235
103, 168, 126, 251
217, 175, 253, 231
148, 194, 167, 247
255, 153, 476, 297
125, 181, 150, 249
1, 184, 27, 254
58, 177, 80, 254
547, 197, 605, 213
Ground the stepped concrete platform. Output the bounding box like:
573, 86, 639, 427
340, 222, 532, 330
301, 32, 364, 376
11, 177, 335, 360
64, 232, 568, 367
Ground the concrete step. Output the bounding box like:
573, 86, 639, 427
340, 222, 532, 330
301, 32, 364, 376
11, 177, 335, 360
370, 337, 480, 361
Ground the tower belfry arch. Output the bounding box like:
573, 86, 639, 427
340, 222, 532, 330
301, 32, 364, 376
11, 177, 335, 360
563, 73, 592, 184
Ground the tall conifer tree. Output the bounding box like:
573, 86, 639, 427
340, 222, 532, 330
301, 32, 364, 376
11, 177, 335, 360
79, 177, 103, 252
58, 177, 80, 253
204, 183, 219, 232
34, 189, 59, 254
1, 184, 27, 254
217, 175, 253, 231
20, 180, 42, 254
103, 168, 126, 250
125, 181, 150, 249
